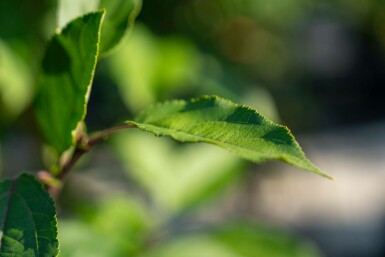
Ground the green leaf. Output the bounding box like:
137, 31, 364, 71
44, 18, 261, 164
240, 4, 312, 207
99, 0, 142, 54
57, 0, 142, 55
127, 96, 331, 179
0, 173, 58, 257
35, 11, 105, 156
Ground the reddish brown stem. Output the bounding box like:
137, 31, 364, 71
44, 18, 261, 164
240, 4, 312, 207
87, 123, 135, 146
49, 123, 135, 198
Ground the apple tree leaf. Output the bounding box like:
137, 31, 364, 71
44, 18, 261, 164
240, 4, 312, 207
127, 96, 331, 179
0, 173, 58, 257
35, 11, 105, 156
57, 0, 141, 55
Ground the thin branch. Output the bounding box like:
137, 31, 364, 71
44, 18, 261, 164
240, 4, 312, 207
57, 146, 87, 180
48, 123, 135, 198
87, 123, 135, 146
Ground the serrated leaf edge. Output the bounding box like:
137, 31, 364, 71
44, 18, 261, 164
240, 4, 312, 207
71, 10, 106, 146
126, 96, 333, 179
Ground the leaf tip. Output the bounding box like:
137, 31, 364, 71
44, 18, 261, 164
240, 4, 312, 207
317, 171, 334, 180
306, 164, 333, 180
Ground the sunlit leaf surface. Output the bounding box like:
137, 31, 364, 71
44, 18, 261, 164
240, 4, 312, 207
127, 96, 331, 178
35, 11, 104, 155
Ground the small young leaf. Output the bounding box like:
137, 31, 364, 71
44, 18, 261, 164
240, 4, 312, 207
0, 173, 58, 257
127, 96, 332, 179
35, 11, 105, 156
99, 0, 142, 54
57, 0, 142, 55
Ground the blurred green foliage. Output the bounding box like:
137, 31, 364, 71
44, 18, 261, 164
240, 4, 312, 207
59, 196, 153, 257
0, 40, 33, 122
59, 194, 324, 257
113, 130, 243, 212
3, 0, 385, 256
107, 24, 202, 112
140, 222, 323, 257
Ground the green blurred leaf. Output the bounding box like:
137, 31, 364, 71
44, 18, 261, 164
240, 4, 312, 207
0, 40, 33, 120
142, 235, 240, 257
140, 222, 323, 257
58, 220, 115, 257
57, 0, 142, 55
127, 96, 331, 178
113, 130, 242, 212
0, 173, 58, 257
35, 11, 104, 156
91, 197, 154, 254
107, 24, 201, 112
213, 223, 323, 257
99, 0, 141, 54
59, 196, 153, 257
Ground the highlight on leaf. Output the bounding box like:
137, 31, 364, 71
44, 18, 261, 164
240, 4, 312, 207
57, 0, 142, 55
127, 96, 332, 179
35, 11, 105, 156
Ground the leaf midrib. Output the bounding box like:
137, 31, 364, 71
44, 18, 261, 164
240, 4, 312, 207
0, 179, 40, 256
133, 122, 296, 158
17, 192, 40, 256
132, 121, 324, 175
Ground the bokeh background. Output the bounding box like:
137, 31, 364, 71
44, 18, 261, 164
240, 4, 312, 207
1, 0, 385, 256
